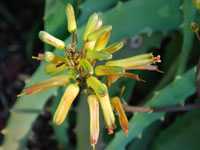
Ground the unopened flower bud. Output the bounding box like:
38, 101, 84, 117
86, 51, 112, 60
53, 84, 80, 125
193, 0, 200, 10
38, 31, 65, 50
190, 22, 199, 32
102, 42, 123, 54
45, 63, 67, 76
87, 25, 112, 42
44, 51, 66, 63
97, 93, 116, 134
85, 17, 103, 51
87, 95, 99, 148
111, 97, 129, 137
83, 13, 99, 41
66, 3, 77, 33
68, 68, 79, 80
23, 75, 71, 95
95, 65, 125, 76
86, 76, 107, 97
94, 32, 110, 51
106, 53, 161, 69
79, 59, 94, 76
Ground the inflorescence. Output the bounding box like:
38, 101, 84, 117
18, 3, 161, 149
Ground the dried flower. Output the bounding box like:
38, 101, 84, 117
111, 97, 129, 137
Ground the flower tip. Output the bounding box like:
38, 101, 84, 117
108, 128, 114, 135
153, 55, 161, 63
125, 130, 128, 138
123, 126, 129, 138
53, 117, 62, 126
32, 53, 44, 61
190, 21, 199, 32
17, 93, 24, 97
92, 144, 95, 150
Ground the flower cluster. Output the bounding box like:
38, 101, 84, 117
19, 3, 161, 149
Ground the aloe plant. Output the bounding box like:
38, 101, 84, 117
1, 0, 200, 150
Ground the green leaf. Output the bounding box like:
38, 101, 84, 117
106, 67, 196, 150
151, 110, 200, 150
75, 94, 90, 150
78, 0, 117, 25
127, 121, 161, 150
176, 0, 197, 75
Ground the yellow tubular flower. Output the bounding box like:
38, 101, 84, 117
83, 13, 99, 42
106, 53, 161, 69
95, 65, 125, 76
85, 18, 103, 50
66, 3, 77, 33
101, 42, 123, 54
86, 76, 107, 97
111, 97, 129, 137
94, 32, 110, 51
79, 59, 94, 76
97, 92, 116, 134
87, 25, 112, 42
53, 84, 80, 125
85, 51, 112, 60
23, 75, 71, 95
45, 63, 67, 76
87, 95, 99, 149
38, 31, 65, 50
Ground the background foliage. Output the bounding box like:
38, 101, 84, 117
1, 0, 200, 150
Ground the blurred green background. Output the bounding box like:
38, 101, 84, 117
0, 0, 200, 150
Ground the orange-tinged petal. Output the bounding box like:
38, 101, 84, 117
111, 97, 129, 137
53, 84, 79, 125
87, 95, 99, 147
107, 72, 145, 87
24, 75, 71, 95
97, 92, 116, 134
